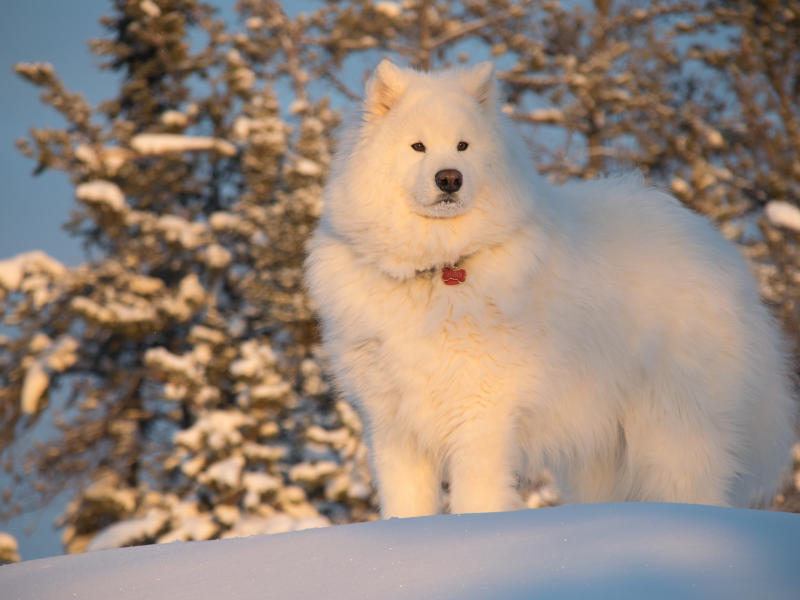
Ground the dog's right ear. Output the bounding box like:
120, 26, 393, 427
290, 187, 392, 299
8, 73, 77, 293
364, 61, 409, 118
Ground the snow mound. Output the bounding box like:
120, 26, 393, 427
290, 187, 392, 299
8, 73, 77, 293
1, 503, 799, 599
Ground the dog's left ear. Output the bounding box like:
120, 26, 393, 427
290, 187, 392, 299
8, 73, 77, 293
461, 62, 497, 110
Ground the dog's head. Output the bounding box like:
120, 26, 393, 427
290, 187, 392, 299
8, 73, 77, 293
362, 60, 500, 219
321, 62, 540, 278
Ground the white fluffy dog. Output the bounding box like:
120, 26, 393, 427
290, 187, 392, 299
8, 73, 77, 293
305, 61, 796, 517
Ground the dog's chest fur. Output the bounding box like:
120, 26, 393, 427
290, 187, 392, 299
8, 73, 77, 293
327, 246, 549, 451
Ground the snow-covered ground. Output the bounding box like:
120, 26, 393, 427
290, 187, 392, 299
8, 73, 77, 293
2, 502, 799, 599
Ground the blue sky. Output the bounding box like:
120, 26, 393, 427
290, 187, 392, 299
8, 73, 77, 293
0, 0, 111, 267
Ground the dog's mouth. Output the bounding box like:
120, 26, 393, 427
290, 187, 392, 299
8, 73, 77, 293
412, 193, 470, 218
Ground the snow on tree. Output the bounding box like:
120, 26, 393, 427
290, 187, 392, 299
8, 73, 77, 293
0, 531, 21, 564
1, 0, 798, 558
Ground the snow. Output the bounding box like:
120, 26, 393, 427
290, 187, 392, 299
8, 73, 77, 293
766, 200, 800, 231
144, 347, 204, 384
231, 68, 256, 92
100, 147, 133, 175
155, 214, 207, 250
74, 144, 101, 169
242, 471, 282, 495
527, 108, 566, 124
198, 455, 245, 489
241, 441, 286, 462
75, 180, 128, 213
705, 128, 724, 148
139, 0, 161, 18
335, 399, 363, 433
250, 380, 291, 401
20, 336, 79, 414
28, 333, 52, 353
173, 410, 255, 452
242, 472, 283, 508
212, 505, 240, 527
228, 340, 277, 379
226, 49, 244, 66
83, 477, 138, 514
180, 455, 206, 478
156, 274, 206, 322
288, 98, 309, 115
0, 531, 21, 564
160, 110, 187, 128
157, 512, 216, 544
208, 211, 243, 231
20, 360, 50, 415
375, 1, 403, 18
177, 273, 205, 305
86, 508, 170, 552
127, 275, 164, 296
202, 243, 232, 269
0, 250, 66, 291
671, 176, 691, 195
71, 296, 159, 329
305, 425, 351, 448
130, 134, 237, 157
245, 16, 264, 30
45, 335, 79, 372
1, 503, 799, 599
292, 157, 323, 176
289, 461, 340, 487
187, 325, 226, 345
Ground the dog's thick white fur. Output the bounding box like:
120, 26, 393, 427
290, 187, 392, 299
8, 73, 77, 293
305, 61, 796, 517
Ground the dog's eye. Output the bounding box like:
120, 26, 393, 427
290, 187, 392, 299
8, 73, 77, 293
457, 141, 468, 151
411, 142, 426, 152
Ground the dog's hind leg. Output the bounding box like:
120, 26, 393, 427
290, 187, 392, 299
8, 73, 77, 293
619, 387, 735, 506
561, 420, 629, 504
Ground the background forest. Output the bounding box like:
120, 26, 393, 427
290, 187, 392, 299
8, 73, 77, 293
1, 0, 800, 563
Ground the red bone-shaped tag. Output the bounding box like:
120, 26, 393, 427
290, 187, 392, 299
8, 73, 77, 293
442, 267, 466, 286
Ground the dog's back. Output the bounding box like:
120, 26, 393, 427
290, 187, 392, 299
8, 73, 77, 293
540, 175, 797, 507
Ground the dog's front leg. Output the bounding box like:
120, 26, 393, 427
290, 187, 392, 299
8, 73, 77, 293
447, 409, 524, 514
370, 432, 440, 518
372, 434, 439, 518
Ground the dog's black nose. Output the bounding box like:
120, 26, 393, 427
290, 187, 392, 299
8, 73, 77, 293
435, 169, 462, 193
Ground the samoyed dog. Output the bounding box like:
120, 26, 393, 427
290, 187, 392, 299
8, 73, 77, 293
305, 61, 796, 517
